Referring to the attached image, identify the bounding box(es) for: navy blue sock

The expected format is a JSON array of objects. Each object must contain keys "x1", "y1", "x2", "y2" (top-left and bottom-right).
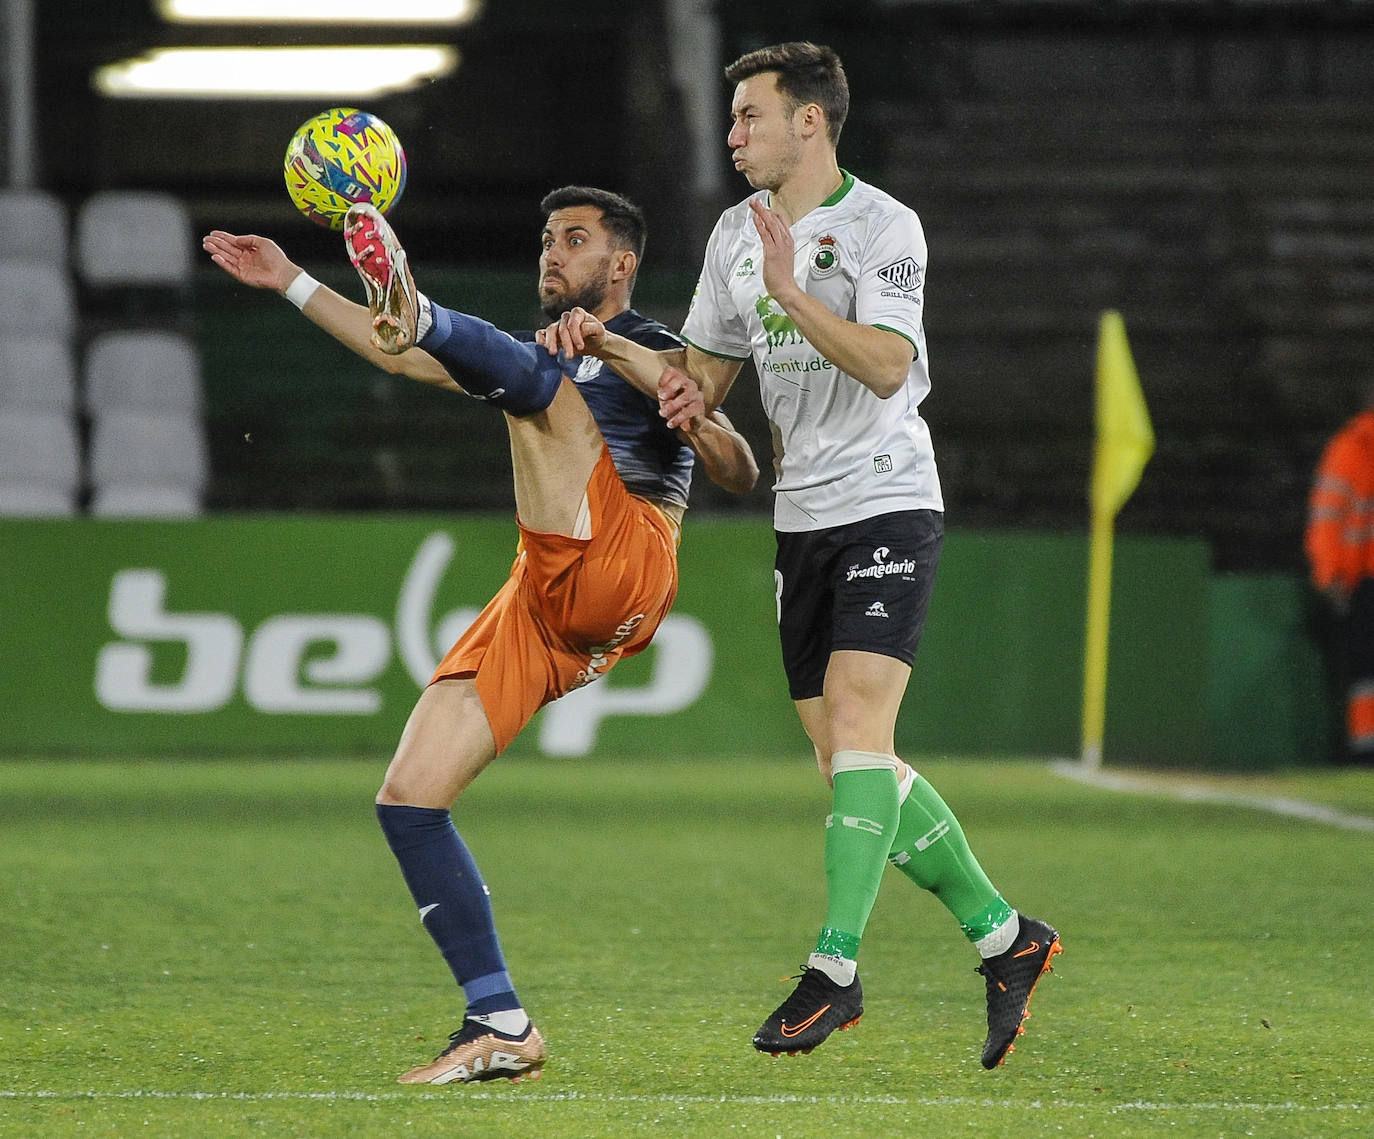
[
  {"x1": 419, "y1": 302, "x2": 566, "y2": 416},
  {"x1": 375, "y1": 803, "x2": 521, "y2": 1015}
]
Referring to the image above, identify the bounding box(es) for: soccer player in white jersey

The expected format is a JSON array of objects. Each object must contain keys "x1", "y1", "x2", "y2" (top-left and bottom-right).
[{"x1": 546, "y1": 42, "x2": 1061, "y2": 1069}]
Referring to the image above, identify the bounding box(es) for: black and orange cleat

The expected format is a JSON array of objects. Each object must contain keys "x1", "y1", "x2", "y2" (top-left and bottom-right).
[
  {"x1": 753, "y1": 967, "x2": 863, "y2": 1056},
  {"x1": 976, "y1": 915, "x2": 1062, "y2": 1068}
]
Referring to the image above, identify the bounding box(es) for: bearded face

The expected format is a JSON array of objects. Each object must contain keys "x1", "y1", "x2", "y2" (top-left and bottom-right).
[{"x1": 539, "y1": 255, "x2": 612, "y2": 321}]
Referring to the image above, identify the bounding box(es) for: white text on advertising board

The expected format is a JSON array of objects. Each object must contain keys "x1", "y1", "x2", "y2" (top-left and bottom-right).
[{"x1": 94, "y1": 532, "x2": 712, "y2": 756}]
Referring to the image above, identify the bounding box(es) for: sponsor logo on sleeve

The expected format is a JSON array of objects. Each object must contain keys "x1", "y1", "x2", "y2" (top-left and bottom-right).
[{"x1": 877, "y1": 256, "x2": 921, "y2": 294}]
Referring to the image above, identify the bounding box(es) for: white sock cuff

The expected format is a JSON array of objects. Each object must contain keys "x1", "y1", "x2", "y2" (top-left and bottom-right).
[
  {"x1": 807, "y1": 952, "x2": 857, "y2": 987},
  {"x1": 896, "y1": 762, "x2": 917, "y2": 803},
  {"x1": 830, "y1": 749, "x2": 897, "y2": 775},
  {"x1": 415, "y1": 291, "x2": 434, "y2": 340},
  {"x1": 469, "y1": 1008, "x2": 529, "y2": 1035},
  {"x1": 974, "y1": 911, "x2": 1021, "y2": 958}
]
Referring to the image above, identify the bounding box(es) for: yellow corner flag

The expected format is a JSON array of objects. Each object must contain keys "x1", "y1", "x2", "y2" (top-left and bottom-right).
[{"x1": 1081, "y1": 311, "x2": 1154, "y2": 769}]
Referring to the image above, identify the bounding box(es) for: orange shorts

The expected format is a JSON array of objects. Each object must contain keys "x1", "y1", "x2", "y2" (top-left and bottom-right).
[{"x1": 431, "y1": 446, "x2": 680, "y2": 753}]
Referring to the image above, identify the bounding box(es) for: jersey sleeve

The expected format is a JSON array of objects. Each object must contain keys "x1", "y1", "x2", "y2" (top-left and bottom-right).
[
  {"x1": 680, "y1": 218, "x2": 752, "y2": 360},
  {"x1": 855, "y1": 205, "x2": 928, "y2": 354}
]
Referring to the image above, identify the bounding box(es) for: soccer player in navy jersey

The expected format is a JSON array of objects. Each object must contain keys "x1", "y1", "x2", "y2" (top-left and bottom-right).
[{"x1": 204, "y1": 186, "x2": 757, "y2": 1085}]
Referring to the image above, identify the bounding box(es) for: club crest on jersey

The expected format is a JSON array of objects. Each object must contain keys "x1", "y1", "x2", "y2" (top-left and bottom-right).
[
  {"x1": 572, "y1": 356, "x2": 601, "y2": 384},
  {"x1": 877, "y1": 256, "x2": 921, "y2": 293},
  {"x1": 811, "y1": 235, "x2": 839, "y2": 278},
  {"x1": 735, "y1": 256, "x2": 756, "y2": 279}
]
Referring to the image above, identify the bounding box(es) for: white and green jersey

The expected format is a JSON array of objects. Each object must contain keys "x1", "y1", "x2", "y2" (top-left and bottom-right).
[{"x1": 681, "y1": 170, "x2": 943, "y2": 532}]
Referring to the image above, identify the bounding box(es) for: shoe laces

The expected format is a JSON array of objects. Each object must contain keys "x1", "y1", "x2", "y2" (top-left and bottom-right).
[
  {"x1": 438, "y1": 1018, "x2": 494, "y2": 1054},
  {"x1": 776, "y1": 966, "x2": 842, "y2": 1010},
  {"x1": 345, "y1": 216, "x2": 392, "y2": 281},
  {"x1": 975, "y1": 959, "x2": 1008, "y2": 993}
]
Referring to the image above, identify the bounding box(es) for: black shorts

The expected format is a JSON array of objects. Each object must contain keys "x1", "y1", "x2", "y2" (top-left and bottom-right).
[{"x1": 774, "y1": 509, "x2": 943, "y2": 701}]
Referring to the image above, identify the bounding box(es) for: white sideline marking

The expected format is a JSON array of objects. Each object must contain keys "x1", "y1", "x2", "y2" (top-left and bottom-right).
[
  {"x1": 1051, "y1": 760, "x2": 1374, "y2": 833},
  {"x1": 0, "y1": 1090, "x2": 1368, "y2": 1113}
]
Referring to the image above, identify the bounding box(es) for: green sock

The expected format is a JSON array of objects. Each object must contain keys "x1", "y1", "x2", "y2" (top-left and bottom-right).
[
  {"x1": 814, "y1": 759, "x2": 900, "y2": 960},
  {"x1": 888, "y1": 772, "x2": 1013, "y2": 943}
]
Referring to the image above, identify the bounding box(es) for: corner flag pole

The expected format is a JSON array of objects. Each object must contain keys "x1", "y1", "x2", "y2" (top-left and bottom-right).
[{"x1": 1081, "y1": 311, "x2": 1153, "y2": 770}]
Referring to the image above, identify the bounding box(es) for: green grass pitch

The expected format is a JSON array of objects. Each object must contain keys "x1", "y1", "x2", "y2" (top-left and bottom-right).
[{"x1": 2, "y1": 754, "x2": 1371, "y2": 1137}]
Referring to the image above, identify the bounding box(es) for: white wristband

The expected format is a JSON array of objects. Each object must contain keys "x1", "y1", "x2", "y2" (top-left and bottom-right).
[{"x1": 283, "y1": 270, "x2": 321, "y2": 310}]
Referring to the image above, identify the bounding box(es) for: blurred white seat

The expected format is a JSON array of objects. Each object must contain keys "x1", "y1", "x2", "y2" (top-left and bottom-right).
[
  {"x1": 0, "y1": 188, "x2": 68, "y2": 266},
  {"x1": 85, "y1": 330, "x2": 202, "y2": 415},
  {"x1": 0, "y1": 408, "x2": 81, "y2": 516},
  {"x1": 87, "y1": 409, "x2": 207, "y2": 518},
  {"x1": 0, "y1": 336, "x2": 78, "y2": 413},
  {"x1": 75, "y1": 191, "x2": 193, "y2": 288},
  {"x1": 0, "y1": 260, "x2": 75, "y2": 338},
  {"x1": 91, "y1": 484, "x2": 203, "y2": 518}
]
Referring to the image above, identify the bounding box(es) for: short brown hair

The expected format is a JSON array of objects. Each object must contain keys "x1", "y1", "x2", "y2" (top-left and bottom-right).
[
  {"x1": 724, "y1": 41, "x2": 849, "y2": 145},
  {"x1": 539, "y1": 185, "x2": 647, "y2": 262}
]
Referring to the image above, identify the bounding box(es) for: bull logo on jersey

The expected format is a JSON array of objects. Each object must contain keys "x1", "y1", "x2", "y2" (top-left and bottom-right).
[
  {"x1": 811, "y1": 235, "x2": 839, "y2": 278},
  {"x1": 754, "y1": 294, "x2": 804, "y2": 350}
]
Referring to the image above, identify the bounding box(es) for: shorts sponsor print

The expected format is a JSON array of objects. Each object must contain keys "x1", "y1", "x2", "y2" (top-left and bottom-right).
[
  {"x1": 775, "y1": 509, "x2": 943, "y2": 700},
  {"x1": 431, "y1": 447, "x2": 679, "y2": 752}
]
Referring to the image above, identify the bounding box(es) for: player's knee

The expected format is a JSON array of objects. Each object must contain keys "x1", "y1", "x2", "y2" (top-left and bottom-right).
[{"x1": 494, "y1": 351, "x2": 563, "y2": 416}]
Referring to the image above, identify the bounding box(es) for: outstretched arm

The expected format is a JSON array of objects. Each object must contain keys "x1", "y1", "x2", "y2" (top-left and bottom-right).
[
  {"x1": 202, "y1": 230, "x2": 460, "y2": 391},
  {"x1": 659, "y1": 366, "x2": 759, "y2": 495}
]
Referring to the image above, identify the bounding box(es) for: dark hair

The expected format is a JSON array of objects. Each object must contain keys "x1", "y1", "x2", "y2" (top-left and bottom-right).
[
  {"x1": 724, "y1": 41, "x2": 849, "y2": 146},
  {"x1": 539, "y1": 185, "x2": 647, "y2": 262}
]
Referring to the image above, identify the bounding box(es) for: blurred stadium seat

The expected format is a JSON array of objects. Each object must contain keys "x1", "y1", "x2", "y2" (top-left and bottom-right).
[
  {"x1": 0, "y1": 336, "x2": 78, "y2": 414},
  {"x1": 84, "y1": 330, "x2": 203, "y2": 416},
  {"x1": 75, "y1": 191, "x2": 193, "y2": 288},
  {"x1": 88, "y1": 409, "x2": 208, "y2": 518},
  {"x1": 0, "y1": 408, "x2": 82, "y2": 517},
  {"x1": 0, "y1": 188, "x2": 68, "y2": 267},
  {"x1": 0, "y1": 260, "x2": 76, "y2": 340}
]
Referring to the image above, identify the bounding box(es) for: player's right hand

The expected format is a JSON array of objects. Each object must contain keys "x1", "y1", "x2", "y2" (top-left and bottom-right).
[{"x1": 202, "y1": 231, "x2": 298, "y2": 294}]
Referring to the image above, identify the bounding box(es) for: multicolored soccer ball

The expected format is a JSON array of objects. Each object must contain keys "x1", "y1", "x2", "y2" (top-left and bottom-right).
[{"x1": 283, "y1": 108, "x2": 407, "y2": 230}]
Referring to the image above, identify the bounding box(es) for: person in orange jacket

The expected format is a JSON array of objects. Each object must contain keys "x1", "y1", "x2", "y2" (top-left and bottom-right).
[{"x1": 1305, "y1": 386, "x2": 1374, "y2": 762}]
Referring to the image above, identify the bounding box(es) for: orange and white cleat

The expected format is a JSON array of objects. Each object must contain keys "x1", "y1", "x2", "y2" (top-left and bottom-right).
[{"x1": 397, "y1": 1018, "x2": 547, "y2": 1085}]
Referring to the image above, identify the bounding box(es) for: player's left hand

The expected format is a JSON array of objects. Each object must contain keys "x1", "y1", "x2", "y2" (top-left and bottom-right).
[
  {"x1": 749, "y1": 198, "x2": 799, "y2": 301},
  {"x1": 536, "y1": 307, "x2": 606, "y2": 357},
  {"x1": 658, "y1": 365, "x2": 706, "y2": 432}
]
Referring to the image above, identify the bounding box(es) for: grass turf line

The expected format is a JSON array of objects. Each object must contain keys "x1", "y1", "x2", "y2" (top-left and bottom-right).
[{"x1": 1, "y1": 755, "x2": 1371, "y2": 1138}]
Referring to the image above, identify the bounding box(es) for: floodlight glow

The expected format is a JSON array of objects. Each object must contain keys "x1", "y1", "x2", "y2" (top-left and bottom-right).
[
  {"x1": 94, "y1": 45, "x2": 458, "y2": 99},
  {"x1": 155, "y1": 0, "x2": 480, "y2": 23}
]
